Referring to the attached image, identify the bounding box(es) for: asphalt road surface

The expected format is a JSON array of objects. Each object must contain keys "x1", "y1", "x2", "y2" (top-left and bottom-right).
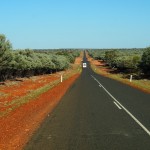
[{"x1": 25, "y1": 53, "x2": 150, "y2": 150}]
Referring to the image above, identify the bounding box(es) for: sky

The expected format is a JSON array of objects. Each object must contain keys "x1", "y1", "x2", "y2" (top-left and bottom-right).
[{"x1": 0, "y1": 0, "x2": 150, "y2": 49}]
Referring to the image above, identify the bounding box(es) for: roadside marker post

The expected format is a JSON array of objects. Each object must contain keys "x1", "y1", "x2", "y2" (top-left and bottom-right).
[
  {"x1": 130, "y1": 75, "x2": 133, "y2": 82},
  {"x1": 60, "y1": 75, "x2": 63, "y2": 82}
]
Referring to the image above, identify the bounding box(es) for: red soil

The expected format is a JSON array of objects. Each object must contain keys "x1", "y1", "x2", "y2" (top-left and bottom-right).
[
  {"x1": 0, "y1": 75, "x2": 60, "y2": 112},
  {"x1": 0, "y1": 75, "x2": 59, "y2": 103},
  {"x1": 0, "y1": 73, "x2": 80, "y2": 150}
]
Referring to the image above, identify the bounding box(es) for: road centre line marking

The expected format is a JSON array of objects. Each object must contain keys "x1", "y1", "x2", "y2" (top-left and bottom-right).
[
  {"x1": 91, "y1": 75, "x2": 150, "y2": 137},
  {"x1": 114, "y1": 101, "x2": 122, "y2": 109}
]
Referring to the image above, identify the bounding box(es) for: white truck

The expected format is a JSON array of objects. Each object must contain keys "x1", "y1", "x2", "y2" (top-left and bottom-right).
[{"x1": 82, "y1": 63, "x2": 87, "y2": 68}]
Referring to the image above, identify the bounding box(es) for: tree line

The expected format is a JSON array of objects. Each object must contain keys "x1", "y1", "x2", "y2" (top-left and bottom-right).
[
  {"x1": 0, "y1": 34, "x2": 80, "y2": 81},
  {"x1": 88, "y1": 48, "x2": 150, "y2": 78}
]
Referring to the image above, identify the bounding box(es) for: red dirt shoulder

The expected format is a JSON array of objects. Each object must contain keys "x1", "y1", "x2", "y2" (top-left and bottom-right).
[{"x1": 0, "y1": 73, "x2": 80, "y2": 150}]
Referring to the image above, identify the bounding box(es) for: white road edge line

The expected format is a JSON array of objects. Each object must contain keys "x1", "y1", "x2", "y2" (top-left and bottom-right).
[
  {"x1": 91, "y1": 75, "x2": 102, "y2": 87},
  {"x1": 114, "y1": 101, "x2": 122, "y2": 109},
  {"x1": 91, "y1": 75, "x2": 150, "y2": 137}
]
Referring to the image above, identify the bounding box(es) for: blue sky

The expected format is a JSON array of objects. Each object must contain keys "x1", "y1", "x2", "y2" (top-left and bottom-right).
[{"x1": 0, "y1": 0, "x2": 150, "y2": 49}]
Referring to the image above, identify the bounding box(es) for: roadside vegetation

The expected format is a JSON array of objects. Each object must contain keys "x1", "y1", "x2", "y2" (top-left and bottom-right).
[
  {"x1": 0, "y1": 34, "x2": 80, "y2": 81},
  {"x1": 88, "y1": 48, "x2": 150, "y2": 93},
  {"x1": 0, "y1": 34, "x2": 82, "y2": 149},
  {"x1": 0, "y1": 34, "x2": 82, "y2": 117}
]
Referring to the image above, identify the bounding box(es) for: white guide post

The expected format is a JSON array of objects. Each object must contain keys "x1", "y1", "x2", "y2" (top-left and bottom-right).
[
  {"x1": 61, "y1": 75, "x2": 63, "y2": 82},
  {"x1": 130, "y1": 75, "x2": 133, "y2": 82}
]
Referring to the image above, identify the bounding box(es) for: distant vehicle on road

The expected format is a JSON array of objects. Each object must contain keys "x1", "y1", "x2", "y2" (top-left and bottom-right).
[{"x1": 83, "y1": 63, "x2": 87, "y2": 68}]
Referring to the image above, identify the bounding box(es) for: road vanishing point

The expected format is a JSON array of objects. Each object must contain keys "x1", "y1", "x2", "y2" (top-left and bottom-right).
[{"x1": 25, "y1": 53, "x2": 150, "y2": 150}]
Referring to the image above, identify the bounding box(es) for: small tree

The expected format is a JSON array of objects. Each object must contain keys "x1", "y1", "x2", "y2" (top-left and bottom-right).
[
  {"x1": 0, "y1": 34, "x2": 13, "y2": 80},
  {"x1": 0, "y1": 34, "x2": 12, "y2": 62},
  {"x1": 140, "y1": 47, "x2": 150, "y2": 75},
  {"x1": 105, "y1": 50, "x2": 119, "y2": 67},
  {"x1": 0, "y1": 34, "x2": 12, "y2": 55}
]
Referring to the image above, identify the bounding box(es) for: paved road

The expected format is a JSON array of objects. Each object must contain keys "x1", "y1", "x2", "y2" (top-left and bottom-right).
[{"x1": 25, "y1": 53, "x2": 150, "y2": 150}]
